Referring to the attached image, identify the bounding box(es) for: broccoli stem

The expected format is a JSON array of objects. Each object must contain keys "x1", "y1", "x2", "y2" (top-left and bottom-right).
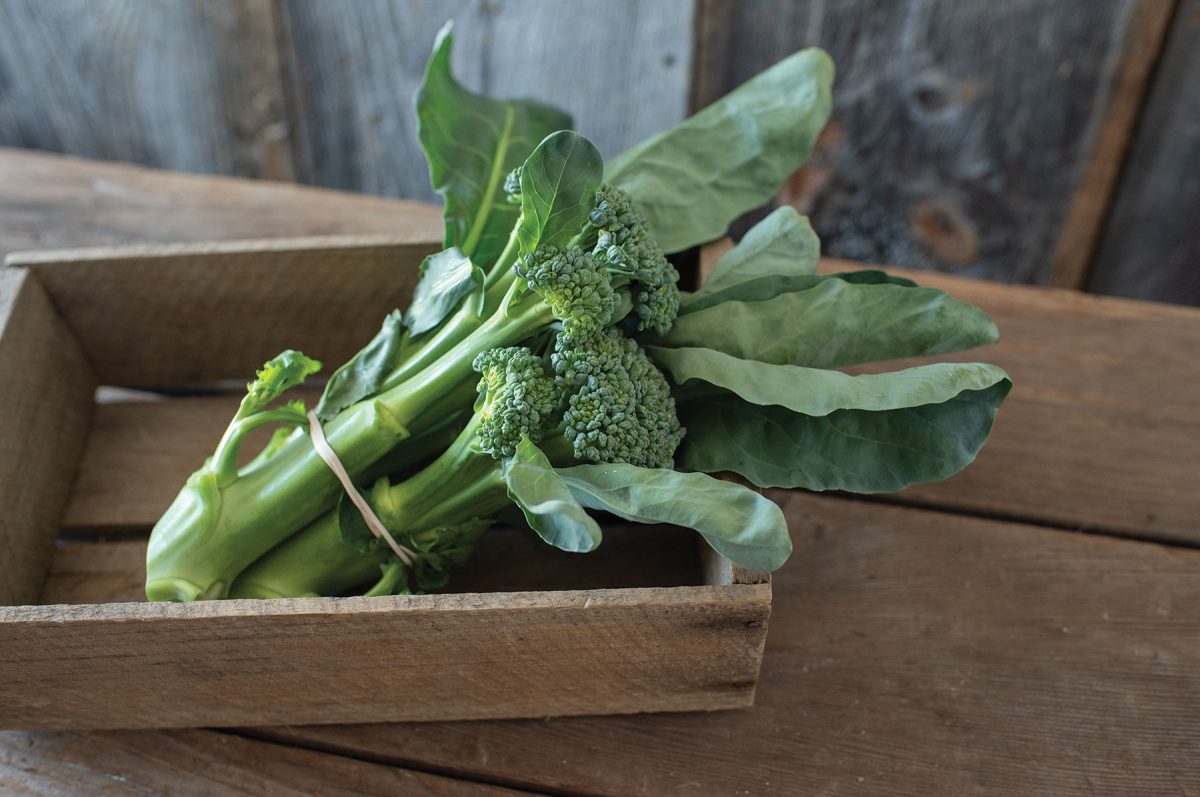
[
  {"x1": 226, "y1": 429, "x2": 577, "y2": 600},
  {"x1": 228, "y1": 419, "x2": 510, "y2": 599},
  {"x1": 146, "y1": 293, "x2": 556, "y2": 601}
]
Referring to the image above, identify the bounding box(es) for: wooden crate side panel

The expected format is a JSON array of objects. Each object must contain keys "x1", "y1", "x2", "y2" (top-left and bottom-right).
[
  {"x1": 0, "y1": 586, "x2": 770, "y2": 730},
  {"x1": 7, "y1": 236, "x2": 439, "y2": 387},
  {"x1": 0, "y1": 269, "x2": 95, "y2": 605}
]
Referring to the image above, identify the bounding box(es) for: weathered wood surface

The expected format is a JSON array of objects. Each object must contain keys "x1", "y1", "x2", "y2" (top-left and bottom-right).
[
  {"x1": 8, "y1": 236, "x2": 437, "y2": 387},
  {"x1": 0, "y1": 0, "x2": 291, "y2": 180},
  {"x1": 1089, "y1": 0, "x2": 1200, "y2": 306},
  {"x1": 279, "y1": 0, "x2": 693, "y2": 200},
  {"x1": 4, "y1": 148, "x2": 1200, "y2": 793},
  {"x1": 0, "y1": 270, "x2": 94, "y2": 605},
  {"x1": 264, "y1": 493, "x2": 1200, "y2": 796},
  {"x1": 693, "y1": 0, "x2": 1159, "y2": 286},
  {"x1": 0, "y1": 581, "x2": 768, "y2": 730},
  {"x1": 0, "y1": 147, "x2": 441, "y2": 257},
  {"x1": 0, "y1": 729, "x2": 536, "y2": 796}
]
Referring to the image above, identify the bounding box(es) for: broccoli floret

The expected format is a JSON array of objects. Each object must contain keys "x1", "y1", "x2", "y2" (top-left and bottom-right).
[
  {"x1": 553, "y1": 329, "x2": 684, "y2": 468},
  {"x1": 471, "y1": 347, "x2": 557, "y2": 458},
  {"x1": 586, "y1": 184, "x2": 681, "y2": 335},
  {"x1": 513, "y1": 245, "x2": 616, "y2": 334}
]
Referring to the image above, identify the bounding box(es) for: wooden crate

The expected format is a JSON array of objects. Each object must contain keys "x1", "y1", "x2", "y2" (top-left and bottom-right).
[{"x1": 0, "y1": 236, "x2": 771, "y2": 731}]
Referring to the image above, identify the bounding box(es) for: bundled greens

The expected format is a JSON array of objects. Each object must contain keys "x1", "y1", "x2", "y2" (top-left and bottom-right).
[{"x1": 146, "y1": 23, "x2": 1010, "y2": 602}]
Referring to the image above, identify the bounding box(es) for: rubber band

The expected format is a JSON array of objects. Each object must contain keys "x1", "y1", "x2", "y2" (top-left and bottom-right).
[{"x1": 306, "y1": 410, "x2": 416, "y2": 567}]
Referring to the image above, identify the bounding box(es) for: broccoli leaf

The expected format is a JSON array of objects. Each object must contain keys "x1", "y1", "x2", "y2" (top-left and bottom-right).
[
  {"x1": 406, "y1": 247, "x2": 484, "y2": 336},
  {"x1": 607, "y1": 48, "x2": 833, "y2": 253},
  {"x1": 649, "y1": 346, "x2": 1009, "y2": 417},
  {"x1": 700, "y1": 207, "x2": 820, "y2": 295},
  {"x1": 675, "y1": 379, "x2": 1011, "y2": 492},
  {"x1": 416, "y1": 22, "x2": 573, "y2": 266},
  {"x1": 316, "y1": 311, "x2": 405, "y2": 422},
  {"x1": 682, "y1": 269, "x2": 918, "y2": 315},
  {"x1": 239, "y1": 350, "x2": 321, "y2": 418},
  {"x1": 502, "y1": 438, "x2": 602, "y2": 553},
  {"x1": 554, "y1": 464, "x2": 792, "y2": 572},
  {"x1": 660, "y1": 279, "x2": 999, "y2": 368},
  {"x1": 516, "y1": 131, "x2": 604, "y2": 255}
]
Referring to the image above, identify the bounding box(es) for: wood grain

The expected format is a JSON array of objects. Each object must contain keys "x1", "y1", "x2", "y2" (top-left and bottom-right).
[
  {"x1": 0, "y1": 270, "x2": 94, "y2": 605},
  {"x1": 0, "y1": 728, "x2": 535, "y2": 796},
  {"x1": 277, "y1": 0, "x2": 692, "y2": 200},
  {"x1": 693, "y1": 0, "x2": 1147, "y2": 285},
  {"x1": 0, "y1": 581, "x2": 768, "y2": 730},
  {"x1": 263, "y1": 493, "x2": 1200, "y2": 796},
  {"x1": 1048, "y1": 0, "x2": 1179, "y2": 289},
  {"x1": 0, "y1": 0, "x2": 291, "y2": 179},
  {"x1": 7, "y1": 236, "x2": 439, "y2": 387},
  {"x1": 1089, "y1": 0, "x2": 1200, "y2": 306},
  {"x1": 0, "y1": 147, "x2": 442, "y2": 257}
]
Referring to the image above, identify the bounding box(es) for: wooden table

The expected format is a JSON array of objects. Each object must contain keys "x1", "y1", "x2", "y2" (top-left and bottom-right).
[{"x1": 2, "y1": 147, "x2": 1198, "y2": 796}]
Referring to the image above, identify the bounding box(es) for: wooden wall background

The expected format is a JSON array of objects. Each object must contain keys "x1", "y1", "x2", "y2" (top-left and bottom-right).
[{"x1": 0, "y1": 0, "x2": 1195, "y2": 305}]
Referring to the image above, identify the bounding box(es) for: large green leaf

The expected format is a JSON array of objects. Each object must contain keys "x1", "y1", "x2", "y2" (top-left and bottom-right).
[
  {"x1": 405, "y1": 248, "x2": 483, "y2": 336},
  {"x1": 516, "y1": 131, "x2": 604, "y2": 254},
  {"x1": 502, "y1": 438, "x2": 602, "y2": 553},
  {"x1": 660, "y1": 278, "x2": 999, "y2": 368},
  {"x1": 649, "y1": 345, "x2": 1008, "y2": 416},
  {"x1": 675, "y1": 380, "x2": 1012, "y2": 492},
  {"x1": 415, "y1": 23, "x2": 573, "y2": 266},
  {"x1": 316, "y1": 311, "x2": 405, "y2": 421},
  {"x1": 554, "y1": 463, "x2": 792, "y2": 572},
  {"x1": 607, "y1": 48, "x2": 834, "y2": 253},
  {"x1": 700, "y1": 207, "x2": 820, "y2": 295},
  {"x1": 681, "y1": 269, "x2": 917, "y2": 315}
]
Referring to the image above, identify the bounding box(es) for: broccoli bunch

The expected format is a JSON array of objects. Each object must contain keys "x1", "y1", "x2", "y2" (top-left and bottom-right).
[
  {"x1": 146, "y1": 156, "x2": 682, "y2": 602},
  {"x1": 228, "y1": 333, "x2": 684, "y2": 600}
]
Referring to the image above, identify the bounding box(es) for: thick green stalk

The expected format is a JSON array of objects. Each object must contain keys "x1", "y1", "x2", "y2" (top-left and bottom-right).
[
  {"x1": 146, "y1": 294, "x2": 555, "y2": 602},
  {"x1": 229, "y1": 419, "x2": 510, "y2": 600}
]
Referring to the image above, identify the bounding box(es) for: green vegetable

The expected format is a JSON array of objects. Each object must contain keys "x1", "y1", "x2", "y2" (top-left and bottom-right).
[{"x1": 148, "y1": 24, "x2": 1010, "y2": 603}]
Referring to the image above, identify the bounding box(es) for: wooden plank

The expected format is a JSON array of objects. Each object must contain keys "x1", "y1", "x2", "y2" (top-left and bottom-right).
[
  {"x1": 0, "y1": 147, "x2": 442, "y2": 257},
  {"x1": 1089, "y1": 0, "x2": 1200, "y2": 305},
  {"x1": 277, "y1": 0, "x2": 692, "y2": 200},
  {"x1": 0, "y1": 728, "x2": 535, "y2": 796},
  {"x1": 0, "y1": 0, "x2": 292, "y2": 179},
  {"x1": 263, "y1": 493, "x2": 1200, "y2": 796},
  {"x1": 40, "y1": 525, "x2": 705, "y2": 605},
  {"x1": 1049, "y1": 0, "x2": 1179, "y2": 289},
  {"x1": 0, "y1": 270, "x2": 94, "y2": 605},
  {"x1": 692, "y1": 0, "x2": 1147, "y2": 285},
  {"x1": 0, "y1": 581, "x2": 768, "y2": 730},
  {"x1": 7, "y1": 236, "x2": 439, "y2": 387}
]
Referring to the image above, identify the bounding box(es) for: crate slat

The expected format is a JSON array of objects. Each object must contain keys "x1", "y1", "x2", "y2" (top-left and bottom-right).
[
  {"x1": 0, "y1": 269, "x2": 95, "y2": 605},
  {"x1": 0, "y1": 583, "x2": 769, "y2": 730},
  {"x1": 6, "y1": 236, "x2": 438, "y2": 387}
]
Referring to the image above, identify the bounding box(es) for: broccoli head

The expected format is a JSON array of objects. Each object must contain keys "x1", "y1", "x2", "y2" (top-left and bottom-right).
[
  {"x1": 472, "y1": 347, "x2": 558, "y2": 459},
  {"x1": 552, "y1": 329, "x2": 684, "y2": 468},
  {"x1": 588, "y1": 184, "x2": 681, "y2": 336}
]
